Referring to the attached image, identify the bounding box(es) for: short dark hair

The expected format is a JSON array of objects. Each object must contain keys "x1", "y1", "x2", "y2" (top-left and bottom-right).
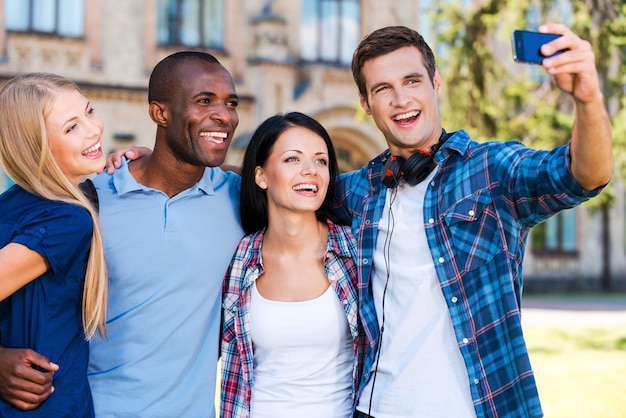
[
  {"x1": 239, "y1": 112, "x2": 340, "y2": 235},
  {"x1": 351, "y1": 26, "x2": 436, "y2": 99},
  {"x1": 148, "y1": 51, "x2": 221, "y2": 103}
]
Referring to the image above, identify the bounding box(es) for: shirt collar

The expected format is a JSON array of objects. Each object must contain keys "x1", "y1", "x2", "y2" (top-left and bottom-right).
[
  {"x1": 112, "y1": 158, "x2": 217, "y2": 197},
  {"x1": 435, "y1": 129, "x2": 471, "y2": 163},
  {"x1": 111, "y1": 158, "x2": 142, "y2": 196}
]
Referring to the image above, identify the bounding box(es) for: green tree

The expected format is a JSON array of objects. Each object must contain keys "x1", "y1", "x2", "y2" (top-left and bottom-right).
[{"x1": 432, "y1": 0, "x2": 625, "y2": 290}]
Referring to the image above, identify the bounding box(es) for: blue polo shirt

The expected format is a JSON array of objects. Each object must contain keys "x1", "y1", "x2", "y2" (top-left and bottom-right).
[
  {"x1": 87, "y1": 159, "x2": 243, "y2": 418},
  {"x1": 0, "y1": 185, "x2": 94, "y2": 417}
]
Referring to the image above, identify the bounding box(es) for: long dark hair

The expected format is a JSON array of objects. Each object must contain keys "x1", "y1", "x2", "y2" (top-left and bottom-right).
[{"x1": 239, "y1": 112, "x2": 339, "y2": 235}]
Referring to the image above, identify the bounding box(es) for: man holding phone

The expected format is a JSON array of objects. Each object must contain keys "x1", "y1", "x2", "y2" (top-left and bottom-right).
[
  {"x1": 0, "y1": 21, "x2": 610, "y2": 418},
  {"x1": 333, "y1": 23, "x2": 612, "y2": 417}
]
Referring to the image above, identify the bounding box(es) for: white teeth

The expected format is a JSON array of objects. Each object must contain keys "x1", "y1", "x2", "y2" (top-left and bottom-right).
[
  {"x1": 394, "y1": 111, "x2": 420, "y2": 121},
  {"x1": 200, "y1": 132, "x2": 227, "y2": 138},
  {"x1": 82, "y1": 141, "x2": 101, "y2": 155},
  {"x1": 293, "y1": 183, "x2": 318, "y2": 192}
]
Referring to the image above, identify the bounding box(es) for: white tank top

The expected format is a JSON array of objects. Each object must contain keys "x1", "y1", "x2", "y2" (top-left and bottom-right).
[{"x1": 249, "y1": 282, "x2": 353, "y2": 418}]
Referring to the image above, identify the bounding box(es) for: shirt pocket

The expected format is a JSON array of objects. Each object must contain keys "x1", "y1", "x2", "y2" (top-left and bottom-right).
[{"x1": 442, "y1": 188, "x2": 504, "y2": 272}]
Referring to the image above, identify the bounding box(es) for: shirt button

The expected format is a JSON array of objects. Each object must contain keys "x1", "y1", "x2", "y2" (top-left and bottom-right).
[
  {"x1": 428, "y1": 218, "x2": 434, "y2": 224},
  {"x1": 474, "y1": 378, "x2": 479, "y2": 385},
  {"x1": 362, "y1": 258, "x2": 369, "y2": 265},
  {"x1": 431, "y1": 181, "x2": 435, "y2": 186},
  {"x1": 438, "y1": 257, "x2": 444, "y2": 263},
  {"x1": 468, "y1": 210, "x2": 475, "y2": 216},
  {"x1": 365, "y1": 219, "x2": 370, "y2": 225},
  {"x1": 462, "y1": 338, "x2": 469, "y2": 344},
  {"x1": 451, "y1": 297, "x2": 458, "y2": 303}
]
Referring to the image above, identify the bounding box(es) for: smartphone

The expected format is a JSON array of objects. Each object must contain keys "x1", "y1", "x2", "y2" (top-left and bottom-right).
[{"x1": 512, "y1": 30, "x2": 564, "y2": 64}]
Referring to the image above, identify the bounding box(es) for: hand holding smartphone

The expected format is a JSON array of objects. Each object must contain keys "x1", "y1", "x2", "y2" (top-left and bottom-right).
[{"x1": 512, "y1": 30, "x2": 566, "y2": 64}]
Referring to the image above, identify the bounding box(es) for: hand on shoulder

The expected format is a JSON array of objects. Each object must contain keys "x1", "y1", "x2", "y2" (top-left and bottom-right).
[{"x1": 103, "y1": 146, "x2": 153, "y2": 175}]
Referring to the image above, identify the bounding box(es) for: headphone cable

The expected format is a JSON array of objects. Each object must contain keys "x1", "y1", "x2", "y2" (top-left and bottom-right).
[{"x1": 367, "y1": 186, "x2": 397, "y2": 416}]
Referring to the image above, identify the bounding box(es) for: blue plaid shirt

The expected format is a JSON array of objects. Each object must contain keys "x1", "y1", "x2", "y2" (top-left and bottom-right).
[{"x1": 332, "y1": 129, "x2": 601, "y2": 418}]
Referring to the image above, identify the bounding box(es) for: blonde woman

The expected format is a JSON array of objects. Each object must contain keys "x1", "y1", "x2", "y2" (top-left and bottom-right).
[{"x1": 0, "y1": 73, "x2": 107, "y2": 417}]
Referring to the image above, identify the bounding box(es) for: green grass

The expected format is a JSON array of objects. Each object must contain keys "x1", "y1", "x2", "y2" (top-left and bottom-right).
[{"x1": 525, "y1": 326, "x2": 626, "y2": 418}]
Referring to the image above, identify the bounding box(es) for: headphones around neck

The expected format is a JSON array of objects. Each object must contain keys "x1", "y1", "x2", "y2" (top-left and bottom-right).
[{"x1": 381, "y1": 129, "x2": 452, "y2": 189}]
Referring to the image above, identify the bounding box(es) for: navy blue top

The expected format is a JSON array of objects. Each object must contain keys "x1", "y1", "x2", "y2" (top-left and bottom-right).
[{"x1": 0, "y1": 185, "x2": 94, "y2": 417}]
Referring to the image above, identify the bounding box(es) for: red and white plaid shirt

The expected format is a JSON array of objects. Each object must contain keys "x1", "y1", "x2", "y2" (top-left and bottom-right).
[{"x1": 220, "y1": 219, "x2": 361, "y2": 418}]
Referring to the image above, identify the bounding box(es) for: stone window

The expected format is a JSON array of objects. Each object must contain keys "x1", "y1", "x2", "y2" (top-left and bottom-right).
[
  {"x1": 300, "y1": 0, "x2": 360, "y2": 66},
  {"x1": 5, "y1": 0, "x2": 84, "y2": 37},
  {"x1": 157, "y1": 0, "x2": 224, "y2": 49}
]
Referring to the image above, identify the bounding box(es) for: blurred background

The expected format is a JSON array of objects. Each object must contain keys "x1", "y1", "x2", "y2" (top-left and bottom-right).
[{"x1": 2, "y1": 0, "x2": 625, "y2": 293}]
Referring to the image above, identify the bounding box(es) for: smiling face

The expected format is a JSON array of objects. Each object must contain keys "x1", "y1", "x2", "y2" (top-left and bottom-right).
[
  {"x1": 46, "y1": 88, "x2": 105, "y2": 184},
  {"x1": 254, "y1": 126, "x2": 330, "y2": 219},
  {"x1": 160, "y1": 60, "x2": 239, "y2": 167},
  {"x1": 360, "y1": 46, "x2": 442, "y2": 158}
]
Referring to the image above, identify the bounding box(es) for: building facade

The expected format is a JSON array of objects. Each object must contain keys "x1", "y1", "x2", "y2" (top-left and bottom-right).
[{"x1": 1, "y1": 0, "x2": 624, "y2": 290}]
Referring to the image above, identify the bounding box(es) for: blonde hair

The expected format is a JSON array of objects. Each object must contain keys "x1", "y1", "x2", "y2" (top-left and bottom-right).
[{"x1": 0, "y1": 73, "x2": 107, "y2": 339}]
